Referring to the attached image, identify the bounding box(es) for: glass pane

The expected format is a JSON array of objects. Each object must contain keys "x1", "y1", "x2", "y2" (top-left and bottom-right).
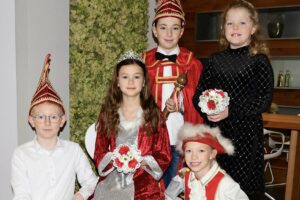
[
  {"x1": 196, "y1": 12, "x2": 220, "y2": 41},
  {"x1": 259, "y1": 6, "x2": 300, "y2": 39}
]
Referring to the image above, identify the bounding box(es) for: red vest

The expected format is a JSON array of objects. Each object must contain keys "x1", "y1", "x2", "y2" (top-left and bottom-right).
[
  {"x1": 185, "y1": 171, "x2": 225, "y2": 200},
  {"x1": 143, "y1": 47, "x2": 203, "y2": 124}
]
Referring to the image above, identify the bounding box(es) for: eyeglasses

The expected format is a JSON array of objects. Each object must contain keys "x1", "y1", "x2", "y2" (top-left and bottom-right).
[{"x1": 31, "y1": 114, "x2": 62, "y2": 123}]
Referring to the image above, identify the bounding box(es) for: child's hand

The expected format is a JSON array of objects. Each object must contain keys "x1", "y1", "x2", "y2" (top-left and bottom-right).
[
  {"x1": 165, "y1": 98, "x2": 176, "y2": 113},
  {"x1": 207, "y1": 107, "x2": 229, "y2": 122},
  {"x1": 72, "y1": 192, "x2": 84, "y2": 200}
]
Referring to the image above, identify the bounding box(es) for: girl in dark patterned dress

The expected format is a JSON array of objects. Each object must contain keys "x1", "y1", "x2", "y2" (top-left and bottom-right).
[{"x1": 193, "y1": 0, "x2": 274, "y2": 198}]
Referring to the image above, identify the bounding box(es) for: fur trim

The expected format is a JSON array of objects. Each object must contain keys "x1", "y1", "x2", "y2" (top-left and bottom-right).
[{"x1": 176, "y1": 123, "x2": 234, "y2": 155}]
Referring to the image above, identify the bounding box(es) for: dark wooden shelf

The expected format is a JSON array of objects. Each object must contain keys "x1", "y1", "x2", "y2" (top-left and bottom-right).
[
  {"x1": 273, "y1": 88, "x2": 300, "y2": 107},
  {"x1": 180, "y1": 0, "x2": 300, "y2": 57}
]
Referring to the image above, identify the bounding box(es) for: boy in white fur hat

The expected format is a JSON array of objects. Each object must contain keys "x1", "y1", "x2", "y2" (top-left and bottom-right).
[{"x1": 165, "y1": 123, "x2": 248, "y2": 200}]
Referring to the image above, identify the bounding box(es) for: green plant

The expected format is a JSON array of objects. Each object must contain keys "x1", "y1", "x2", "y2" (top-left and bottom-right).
[{"x1": 70, "y1": 0, "x2": 148, "y2": 153}]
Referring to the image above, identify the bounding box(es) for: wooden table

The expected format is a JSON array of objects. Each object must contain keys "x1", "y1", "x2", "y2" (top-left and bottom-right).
[{"x1": 263, "y1": 113, "x2": 300, "y2": 200}]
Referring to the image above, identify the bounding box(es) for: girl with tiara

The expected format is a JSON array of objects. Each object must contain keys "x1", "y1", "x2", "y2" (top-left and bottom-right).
[{"x1": 92, "y1": 50, "x2": 171, "y2": 200}]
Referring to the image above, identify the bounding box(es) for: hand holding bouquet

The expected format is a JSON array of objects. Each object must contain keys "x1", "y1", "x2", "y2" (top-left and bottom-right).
[
  {"x1": 198, "y1": 89, "x2": 230, "y2": 115},
  {"x1": 112, "y1": 144, "x2": 143, "y2": 174}
]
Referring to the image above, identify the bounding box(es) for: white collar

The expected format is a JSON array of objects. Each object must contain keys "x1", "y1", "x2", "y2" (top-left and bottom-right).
[
  {"x1": 33, "y1": 136, "x2": 63, "y2": 152},
  {"x1": 189, "y1": 161, "x2": 221, "y2": 186},
  {"x1": 157, "y1": 45, "x2": 179, "y2": 56},
  {"x1": 118, "y1": 107, "x2": 144, "y2": 131}
]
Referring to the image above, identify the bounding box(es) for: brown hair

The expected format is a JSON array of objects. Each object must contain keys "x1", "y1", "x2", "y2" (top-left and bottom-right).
[
  {"x1": 219, "y1": 0, "x2": 269, "y2": 57},
  {"x1": 97, "y1": 58, "x2": 162, "y2": 137}
]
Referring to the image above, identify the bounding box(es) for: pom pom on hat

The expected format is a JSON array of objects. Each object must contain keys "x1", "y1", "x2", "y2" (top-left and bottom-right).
[
  {"x1": 176, "y1": 123, "x2": 234, "y2": 155},
  {"x1": 153, "y1": 0, "x2": 185, "y2": 25},
  {"x1": 29, "y1": 54, "x2": 65, "y2": 115}
]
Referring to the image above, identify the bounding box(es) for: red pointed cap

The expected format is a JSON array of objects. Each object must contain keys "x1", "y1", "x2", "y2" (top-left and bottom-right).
[
  {"x1": 153, "y1": 0, "x2": 185, "y2": 25},
  {"x1": 29, "y1": 54, "x2": 65, "y2": 115}
]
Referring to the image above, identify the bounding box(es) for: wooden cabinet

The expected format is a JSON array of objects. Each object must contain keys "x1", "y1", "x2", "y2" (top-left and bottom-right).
[
  {"x1": 273, "y1": 88, "x2": 300, "y2": 107},
  {"x1": 180, "y1": 0, "x2": 300, "y2": 57}
]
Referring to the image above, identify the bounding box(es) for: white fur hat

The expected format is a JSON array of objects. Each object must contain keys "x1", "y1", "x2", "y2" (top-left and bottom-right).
[{"x1": 176, "y1": 123, "x2": 234, "y2": 155}]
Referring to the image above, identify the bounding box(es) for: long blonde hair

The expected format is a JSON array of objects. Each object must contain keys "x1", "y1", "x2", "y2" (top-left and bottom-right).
[{"x1": 219, "y1": 0, "x2": 269, "y2": 57}]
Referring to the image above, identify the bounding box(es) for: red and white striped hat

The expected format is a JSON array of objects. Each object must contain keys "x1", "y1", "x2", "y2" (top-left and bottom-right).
[
  {"x1": 153, "y1": 0, "x2": 185, "y2": 25},
  {"x1": 29, "y1": 54, "x2": 65, "y2": 115}
]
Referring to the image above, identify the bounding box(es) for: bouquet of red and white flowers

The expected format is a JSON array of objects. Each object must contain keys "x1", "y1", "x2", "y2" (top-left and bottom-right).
[
  {"x1": 198, "y1": 89, "x2": 230, "y2": 115},
  {"x1": 111, "y1": 144, "x2": 143, "y2": 174}
]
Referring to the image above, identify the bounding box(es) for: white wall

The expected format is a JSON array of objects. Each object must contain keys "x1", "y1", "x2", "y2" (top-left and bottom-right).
[
  {"x1": 147, "y1": 0, "x2": 157, "y2": 50},
  {"x1": 0, "y1": 0, "x2": 18, "y2": 198},
  {"x1": 0, "y1": 0, "x2": 69, "y2": 198},
  {"x1": 16, "y1": 0, "x2": 70, "y2": 144}
]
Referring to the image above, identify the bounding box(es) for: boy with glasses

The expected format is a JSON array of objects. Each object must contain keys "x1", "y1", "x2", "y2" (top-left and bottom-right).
[{"x1": 11, "y1": 54, "x2": 98, "y2": 200}]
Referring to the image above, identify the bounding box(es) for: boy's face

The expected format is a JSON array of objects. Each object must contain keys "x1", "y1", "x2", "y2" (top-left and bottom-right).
[
  {"x1": 184, "y1": 141, "x2": 217, "y2": 179},
  {"x1": 152, "y1": 17, "x2": 184, "y2": 53},
  {"x1": 29, "y1": 102, "x2": 66, "y2": 140}
]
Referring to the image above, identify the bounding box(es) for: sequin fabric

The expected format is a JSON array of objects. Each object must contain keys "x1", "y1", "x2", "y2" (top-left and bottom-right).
[{"x1": 193, "y1": 46, "x2": 274, "y2": 195}]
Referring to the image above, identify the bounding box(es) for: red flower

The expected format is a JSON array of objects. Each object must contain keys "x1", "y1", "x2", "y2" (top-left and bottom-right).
[
  {"x1": 119, "y1": 146, "x2": 130, "y2": 155},
  {"x1": 216, "y1": 90, "x2": 225, "y2": 97},
  {"x1": 114, "y1": 158, "x2": 124, "y2": 168},
  {"x1": 128, "y1": 158, "x2": 138, "y2": 169},
  {"x1": 207, "y1": 100, "x2": 216, "y2": 110}
]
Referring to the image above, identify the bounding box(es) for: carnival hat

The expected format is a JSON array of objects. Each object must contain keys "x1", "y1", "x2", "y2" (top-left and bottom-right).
[
  {"x1": 176, "y1": 123, "x2": 234, "y2": 155},
  {"x1": 153, "y1": 0, "x2": 185, "y2": 25},
  {"x1": 29, "y1": 54, "x2": 65, "y2": 114}
]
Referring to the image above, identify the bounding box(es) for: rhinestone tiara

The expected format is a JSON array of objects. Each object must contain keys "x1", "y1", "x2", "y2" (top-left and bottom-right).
[{"x1": 117, "y1": 50, "x2": 144, "y2": 64}]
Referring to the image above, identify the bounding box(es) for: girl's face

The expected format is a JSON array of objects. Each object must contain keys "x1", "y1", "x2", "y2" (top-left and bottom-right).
[
  {"x1": 152, "y1": 17, "x2": 184, "y2": 53},
  {"x1": 224, "y1": 7, "x2": 256, "y2": 49},
  {"x1": 184, "y1": 142, "x2": 217, "y2": 179},
  {"x1": 118, "y1": 64, "x2": 145, "y2": 98}
]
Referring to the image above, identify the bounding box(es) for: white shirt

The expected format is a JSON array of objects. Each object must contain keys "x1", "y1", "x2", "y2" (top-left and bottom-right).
[
  {"x1": 11, "y1": 138, "x2": 98, "y2": 200},
  {"x1": 157, "y1": 45, "x2": 184, "y2": 145},
  {"x1": 165, "y1": 161, "x2": 249, "y2": 200}
]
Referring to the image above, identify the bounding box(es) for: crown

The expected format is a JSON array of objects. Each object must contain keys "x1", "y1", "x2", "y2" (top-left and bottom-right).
[{"x1": 117, "y1": 50, "x2": 144, "y2": 64}]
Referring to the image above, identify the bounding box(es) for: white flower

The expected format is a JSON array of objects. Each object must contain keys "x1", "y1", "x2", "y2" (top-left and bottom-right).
[
  {"x1": 198, "y1": 89, "x2": 230, "y2": 115},
  {"x1": 111, "y1": 144, "x2": 142, "y2": 174}
]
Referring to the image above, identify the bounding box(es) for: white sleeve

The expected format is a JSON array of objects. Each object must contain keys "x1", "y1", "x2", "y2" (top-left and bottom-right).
[
  {"x1": 75, "y1": 145, "x2": 99, "y2": 200},
  {"x1": 11, "y1": 149, "x2": 32, "y2": 200},
  {"x1": 165, "y1": 175, "x2": 184, "y2": 200},
  {"x1": 97, "y1": 151, "x2": 114, "y2": 177},
  {"x1": 142, "y1": 155, "x2": 163, "y2": 180},
  {"x1": 216, "y1": 175, "x2": 249, "y2": 200}
]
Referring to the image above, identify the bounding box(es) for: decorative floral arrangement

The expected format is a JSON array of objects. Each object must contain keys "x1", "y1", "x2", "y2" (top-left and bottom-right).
[
  {"x1": 198, "y1": 89, "x2": 230, "y2": 115},
  {"x1": 112, "y1": 144, "x2": 143, "y2": 174}
]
